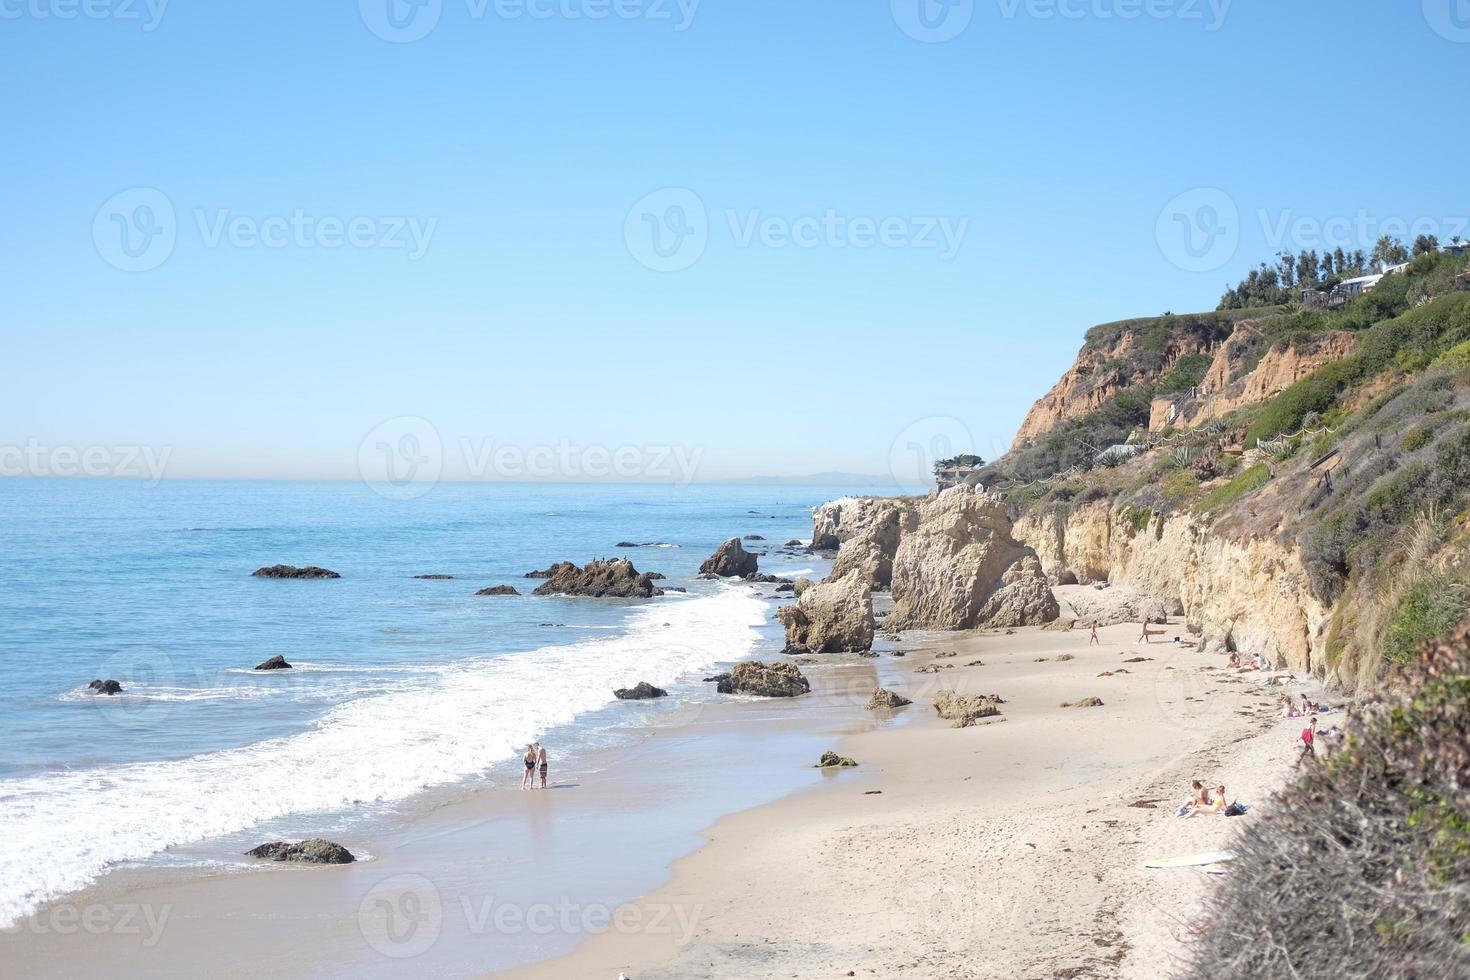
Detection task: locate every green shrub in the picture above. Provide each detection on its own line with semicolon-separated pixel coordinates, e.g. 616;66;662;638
1402;424;1434;453
1383;577;1469;667
1196;463;1270;514
1161;470;1200;505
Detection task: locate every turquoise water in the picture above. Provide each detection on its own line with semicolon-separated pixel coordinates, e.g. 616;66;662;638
0;479;877;926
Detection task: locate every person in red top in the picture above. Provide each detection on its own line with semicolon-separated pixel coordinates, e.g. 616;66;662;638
1299;716;1318;763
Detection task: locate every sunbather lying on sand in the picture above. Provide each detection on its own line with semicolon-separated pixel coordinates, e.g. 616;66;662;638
1189;785;1228;817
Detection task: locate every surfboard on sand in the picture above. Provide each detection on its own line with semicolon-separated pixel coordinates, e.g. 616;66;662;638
1144;850;1237;869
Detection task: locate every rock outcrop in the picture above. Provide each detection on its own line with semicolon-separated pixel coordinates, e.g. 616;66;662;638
933;690;1005;728
88;679;123;695
866;687;912;709
414;574;454;580
252;565;340;579
716;661;810;698
887;486;1058;630
531;559;663;598
699;538;759;578
614;681;668;700
816;751;858;768
829;499;915;589
776;571;875;652
475;585;521;596
254;655;292;671
245;839;355;864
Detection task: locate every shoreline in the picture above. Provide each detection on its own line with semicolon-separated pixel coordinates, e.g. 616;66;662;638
499;619;1307;980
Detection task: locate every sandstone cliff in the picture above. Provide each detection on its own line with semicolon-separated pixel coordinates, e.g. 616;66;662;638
1013;503;1330;679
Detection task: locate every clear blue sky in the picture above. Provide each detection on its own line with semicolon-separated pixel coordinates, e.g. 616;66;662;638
4;1;1467;485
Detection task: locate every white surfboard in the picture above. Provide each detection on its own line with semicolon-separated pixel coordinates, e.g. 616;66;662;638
1144;850;1237;869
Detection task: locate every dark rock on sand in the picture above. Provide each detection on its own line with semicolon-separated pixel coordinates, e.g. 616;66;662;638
1062;696;1104;708
716;661;810;698
245;839;355;864
817;751;858;768
254;655;292;671
88;679;123;695
614;681;668;700
252;565;340;580
475;585;521;596
531;559;663;598
699;538;759;578
866;687;912;709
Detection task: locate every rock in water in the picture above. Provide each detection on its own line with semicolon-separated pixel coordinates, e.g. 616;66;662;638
252;565;341;580
866;687;912;709
88;679;123;695
414;574;454;580
792;578;815;596
817;751;858;768
475;585;521;596
776;571;875;653
743;534;766;541
531;559;664;598
614;681;668;700
254;655;292;671
716;661;810;698
523;564;570;579
888;486;1058;630
933;690;1006;728
245;839;355;864
699;538;759;578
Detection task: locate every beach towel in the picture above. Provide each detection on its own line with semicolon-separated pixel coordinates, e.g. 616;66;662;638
1224;802;1251;817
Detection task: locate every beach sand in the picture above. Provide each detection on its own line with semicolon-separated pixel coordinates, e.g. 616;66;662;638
501;619;1306;980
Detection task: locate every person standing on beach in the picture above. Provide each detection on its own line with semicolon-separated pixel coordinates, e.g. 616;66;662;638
1089;623;1099;646
1299;717;1318;764
537;743;549;789
522;743;537;790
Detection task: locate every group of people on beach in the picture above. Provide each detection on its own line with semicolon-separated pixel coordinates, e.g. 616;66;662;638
1179;780;1244;818
522;741;549;789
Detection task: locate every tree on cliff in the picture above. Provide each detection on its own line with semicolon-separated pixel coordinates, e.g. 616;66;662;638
1372;235;1410;268
1185;622;1470;979
932;454;984;473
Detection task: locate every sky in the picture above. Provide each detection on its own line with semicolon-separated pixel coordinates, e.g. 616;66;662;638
3;0;1468;489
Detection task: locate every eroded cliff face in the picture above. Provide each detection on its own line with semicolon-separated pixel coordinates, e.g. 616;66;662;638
1013;505;1331;678
1188;329;1357;426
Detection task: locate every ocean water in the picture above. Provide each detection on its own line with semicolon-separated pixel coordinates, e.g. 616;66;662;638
0;479;880;928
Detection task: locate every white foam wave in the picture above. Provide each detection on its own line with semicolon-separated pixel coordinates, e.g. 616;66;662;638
0;587;767;928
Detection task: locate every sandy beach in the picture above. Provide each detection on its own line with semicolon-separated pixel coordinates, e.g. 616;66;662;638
502;614;1306;980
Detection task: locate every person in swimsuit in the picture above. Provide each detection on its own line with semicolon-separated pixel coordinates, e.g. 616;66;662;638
522;743;536;789
537;743;549;789
1190;785;1227;817
1089;623;1099;646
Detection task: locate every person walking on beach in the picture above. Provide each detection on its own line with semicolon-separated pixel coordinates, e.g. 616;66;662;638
522;743;537;790
1299;717;1318;764
1089;622;1100;646
536;743;549;789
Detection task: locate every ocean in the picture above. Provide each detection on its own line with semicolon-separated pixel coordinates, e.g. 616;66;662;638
0;479;883;928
